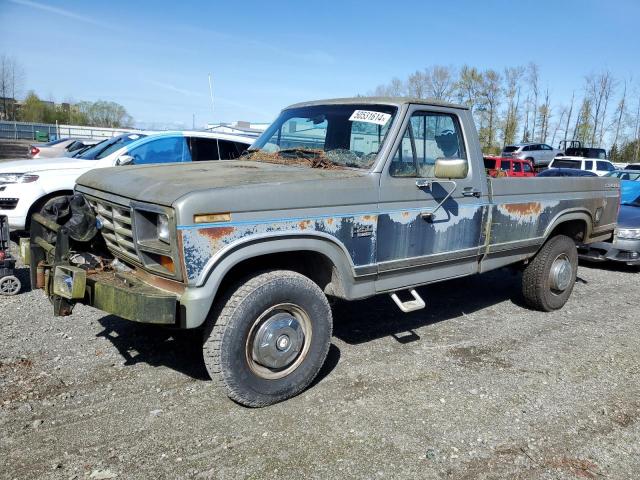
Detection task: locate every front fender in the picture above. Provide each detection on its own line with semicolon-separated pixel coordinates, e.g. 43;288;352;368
178;232;374;329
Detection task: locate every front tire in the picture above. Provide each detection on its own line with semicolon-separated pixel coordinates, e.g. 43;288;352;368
203;270;332;407
522;235;578;311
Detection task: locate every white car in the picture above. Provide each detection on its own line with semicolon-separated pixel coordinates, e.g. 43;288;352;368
548;157;616;176
0;131;253;231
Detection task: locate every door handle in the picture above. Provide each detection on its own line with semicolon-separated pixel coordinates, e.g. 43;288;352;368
462;189;481;198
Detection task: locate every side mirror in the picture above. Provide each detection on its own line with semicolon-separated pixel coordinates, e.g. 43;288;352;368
434;158;468;179
115;154;134;166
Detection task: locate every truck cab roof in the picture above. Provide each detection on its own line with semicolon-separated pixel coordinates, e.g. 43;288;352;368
286;97;468;111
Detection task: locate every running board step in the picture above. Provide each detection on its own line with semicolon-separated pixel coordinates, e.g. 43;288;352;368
390;289;426;313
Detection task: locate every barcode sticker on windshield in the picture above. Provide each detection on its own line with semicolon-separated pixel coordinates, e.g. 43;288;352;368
349;110;391;126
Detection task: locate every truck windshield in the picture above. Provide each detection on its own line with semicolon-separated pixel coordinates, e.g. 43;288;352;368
244;104;397;169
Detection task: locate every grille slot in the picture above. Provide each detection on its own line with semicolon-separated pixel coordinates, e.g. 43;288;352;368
86;196;141;265
0;198;19;210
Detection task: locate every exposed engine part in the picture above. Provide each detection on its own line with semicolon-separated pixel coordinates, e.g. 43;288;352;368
42;194;97;243
69;252;104;271
111;258;133;273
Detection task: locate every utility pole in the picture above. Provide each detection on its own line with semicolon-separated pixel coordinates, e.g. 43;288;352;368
208;73;215;123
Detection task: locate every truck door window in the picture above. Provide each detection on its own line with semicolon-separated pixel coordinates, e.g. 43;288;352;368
129;137;190;164
389;112;466;178
513;162;522;173
500;161;511;171
584;160;593;170
523;162;533;173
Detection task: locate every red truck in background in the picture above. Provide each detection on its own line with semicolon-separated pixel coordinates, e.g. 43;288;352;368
484;156;536;178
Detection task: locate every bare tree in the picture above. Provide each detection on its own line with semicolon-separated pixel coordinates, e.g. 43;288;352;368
536;88;551;143
455;65;482;112
611;80;628;150
634;95;640;162
406;70;427;98
526;63;540;141
372;77;405;97
550;107;566;148
502;66;524;146
585;71;615;146
425;65;456;101
563;91;575;144
477;69;502;150
522;94;531;142
574;97;593;144
0;55;25;120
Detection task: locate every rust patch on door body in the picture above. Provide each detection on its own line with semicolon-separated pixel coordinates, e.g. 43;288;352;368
501;202;542;217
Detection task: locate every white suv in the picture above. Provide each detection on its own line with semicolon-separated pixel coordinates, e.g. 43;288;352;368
501;143;563;167
548;157;616;176
0;131;253;231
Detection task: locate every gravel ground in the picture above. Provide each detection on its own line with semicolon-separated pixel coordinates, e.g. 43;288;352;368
1;239;639;480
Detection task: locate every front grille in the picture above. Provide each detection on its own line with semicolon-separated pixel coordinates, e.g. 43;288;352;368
0;198;18;210
85;196;141;265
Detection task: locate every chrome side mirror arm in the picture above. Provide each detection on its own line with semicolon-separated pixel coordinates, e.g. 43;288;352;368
415;179;458;221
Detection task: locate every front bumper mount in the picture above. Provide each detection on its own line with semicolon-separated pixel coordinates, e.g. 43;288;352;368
29;213;179;324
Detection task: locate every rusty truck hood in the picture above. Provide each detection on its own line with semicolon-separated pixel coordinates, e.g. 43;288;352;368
75;160;364;206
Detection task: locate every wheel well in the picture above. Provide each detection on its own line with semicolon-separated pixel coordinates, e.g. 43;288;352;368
25;190;74;230
548;219;588;243
216;251;340;301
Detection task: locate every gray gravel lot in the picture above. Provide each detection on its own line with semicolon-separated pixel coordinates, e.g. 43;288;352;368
1;239;639;480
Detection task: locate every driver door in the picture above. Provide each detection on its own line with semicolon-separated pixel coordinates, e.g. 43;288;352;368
375;107;488;292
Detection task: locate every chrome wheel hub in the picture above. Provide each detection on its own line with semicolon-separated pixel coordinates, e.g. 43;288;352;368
549;254;572;292
246;303;312;379
252;313;304;370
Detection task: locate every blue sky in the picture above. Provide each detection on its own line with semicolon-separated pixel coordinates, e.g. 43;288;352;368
1;0;639;128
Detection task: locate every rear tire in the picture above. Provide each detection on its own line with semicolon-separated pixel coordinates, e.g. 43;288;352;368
202;270;332;407
522;235;578;312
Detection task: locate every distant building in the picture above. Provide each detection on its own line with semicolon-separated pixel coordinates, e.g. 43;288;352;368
206;120;269;137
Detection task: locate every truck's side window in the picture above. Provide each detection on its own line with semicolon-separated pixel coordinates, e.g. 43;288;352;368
389;112;466;178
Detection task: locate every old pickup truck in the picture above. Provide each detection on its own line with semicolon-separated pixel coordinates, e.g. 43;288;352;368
29;97;619;406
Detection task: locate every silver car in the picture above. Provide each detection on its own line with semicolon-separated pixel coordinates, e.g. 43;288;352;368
29;138;99;159
501;142;562;168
